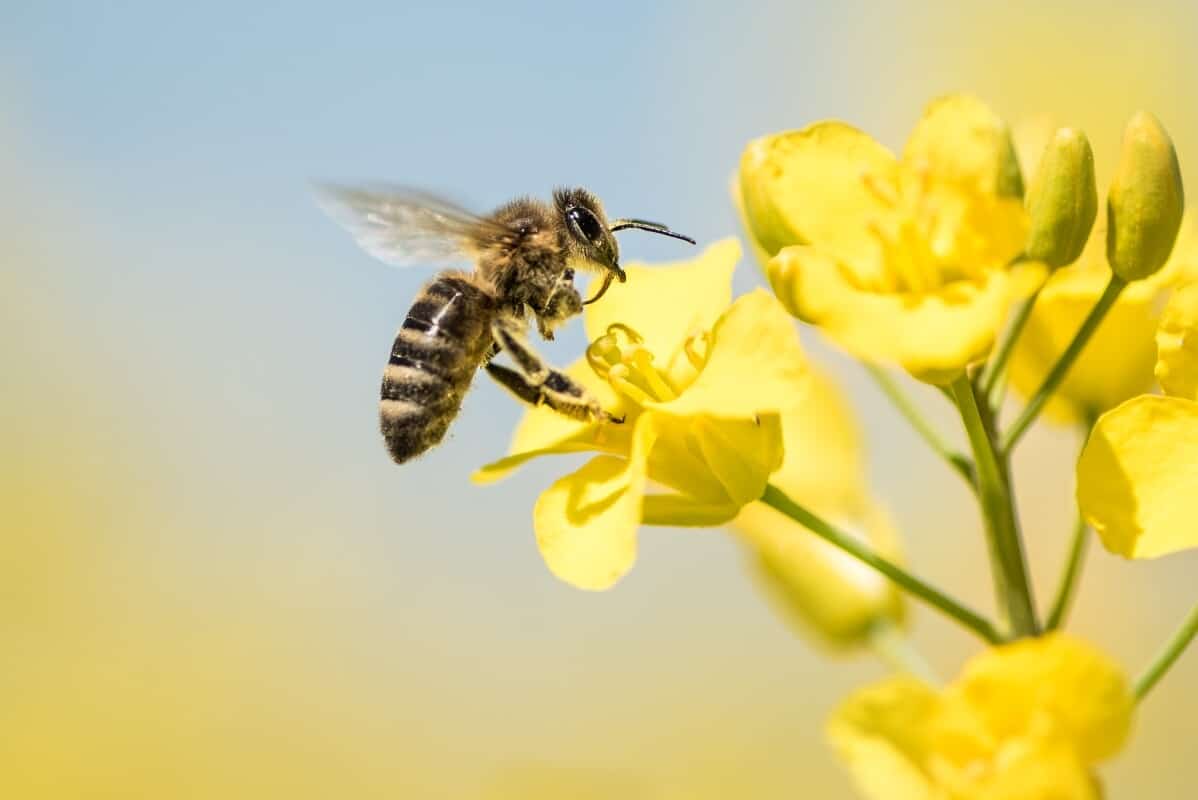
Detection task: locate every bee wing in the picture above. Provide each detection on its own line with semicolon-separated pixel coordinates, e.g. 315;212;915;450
316;183;511;268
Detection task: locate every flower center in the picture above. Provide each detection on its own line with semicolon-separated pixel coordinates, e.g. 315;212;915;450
860;166;961;294
585;324;711;405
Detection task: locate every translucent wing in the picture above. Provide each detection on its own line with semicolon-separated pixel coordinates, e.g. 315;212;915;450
316;183;511;268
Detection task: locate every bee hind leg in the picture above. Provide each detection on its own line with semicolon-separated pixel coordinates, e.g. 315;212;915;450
484;362;623;424
485;319;622;424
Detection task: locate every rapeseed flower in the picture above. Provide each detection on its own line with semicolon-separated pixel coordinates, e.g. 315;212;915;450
829;634;1133;800
475;239;809;589
739;94;1038;384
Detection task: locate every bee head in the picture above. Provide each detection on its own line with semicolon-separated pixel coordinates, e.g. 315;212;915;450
554;187;623;281
555;186;697;305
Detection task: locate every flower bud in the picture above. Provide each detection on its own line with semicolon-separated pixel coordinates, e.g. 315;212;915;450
1107;111;1185;281
1024;128;1097;268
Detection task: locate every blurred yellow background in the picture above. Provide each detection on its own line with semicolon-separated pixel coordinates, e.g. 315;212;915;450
4;1;1198;796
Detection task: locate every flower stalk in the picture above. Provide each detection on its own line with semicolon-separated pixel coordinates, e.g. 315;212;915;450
865;363;974;484
760;483;1002;644
1002;274;1126;452
1134;598;1198;701
1045;513;1091;631
951;375;1039;636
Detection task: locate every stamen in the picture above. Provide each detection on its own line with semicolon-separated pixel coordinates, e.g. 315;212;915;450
605;323;643;344
585;333;619;377
684;331;711;371
630;347;677;401
607;364;655;406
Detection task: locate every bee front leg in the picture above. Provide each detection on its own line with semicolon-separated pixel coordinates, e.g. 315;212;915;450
487;318;623;424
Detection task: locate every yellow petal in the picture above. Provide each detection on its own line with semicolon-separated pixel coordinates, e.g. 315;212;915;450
929;733;1100;800
739;122;898;276
769;361;865;507
730;173;777;271
532;416;659;590
642;413;784;511
1009;270;1159;423
1155;214;1198;288
1078;395;1198;558
655;289;808;418
641;493;740;526
826;676;941;800
770;244;1041;384
1156;281;1198;400
902;93;1024;197
583;237;738;372
692;413;784;506
950;633;1134;764
736;500;905;649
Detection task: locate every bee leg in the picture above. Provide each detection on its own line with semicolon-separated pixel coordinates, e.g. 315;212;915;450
486;318;621;423
485;363;622;424
481;341;501;367
490;316;550;382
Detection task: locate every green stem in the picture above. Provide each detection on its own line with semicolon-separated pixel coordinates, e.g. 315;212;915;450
980;285;1043;404
865;363;975;485
868;621;939;684
950;376;1039;636
760;483;1002;644
1044;514;1090;631
1002;275;1126;453
1134;599;1198;701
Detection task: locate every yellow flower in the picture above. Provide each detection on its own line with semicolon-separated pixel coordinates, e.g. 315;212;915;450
1077;281;1198;558
739;93;1040;384
828;634;1134;800
732;364;906;649
474;238;809;590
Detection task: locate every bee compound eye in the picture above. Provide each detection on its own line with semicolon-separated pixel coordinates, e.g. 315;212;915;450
568;207;604;243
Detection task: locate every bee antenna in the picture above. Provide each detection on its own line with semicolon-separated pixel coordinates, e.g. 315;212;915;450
609;218;697;245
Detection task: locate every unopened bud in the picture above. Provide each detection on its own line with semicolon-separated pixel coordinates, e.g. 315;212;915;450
1025;128;1097;268
1107;111;1185;281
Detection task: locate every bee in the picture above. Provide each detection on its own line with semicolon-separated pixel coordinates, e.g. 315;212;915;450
318;185;694;464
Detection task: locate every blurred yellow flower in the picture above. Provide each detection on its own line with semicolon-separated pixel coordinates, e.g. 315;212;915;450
1078;281;1198;559
829;634;1133;800
739;93;1039;384
474;239;808;590
732;364;906;649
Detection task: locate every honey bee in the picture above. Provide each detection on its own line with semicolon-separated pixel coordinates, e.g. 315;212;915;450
318;185;694;464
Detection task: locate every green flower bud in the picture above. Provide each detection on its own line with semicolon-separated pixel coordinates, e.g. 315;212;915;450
1025;128;1097;268
1107;111;1185;282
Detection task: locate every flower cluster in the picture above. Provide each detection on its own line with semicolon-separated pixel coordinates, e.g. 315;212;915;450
476;92;1197;795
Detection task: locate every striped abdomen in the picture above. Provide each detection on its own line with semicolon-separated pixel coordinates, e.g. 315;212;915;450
380;273;496;464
